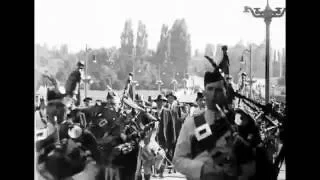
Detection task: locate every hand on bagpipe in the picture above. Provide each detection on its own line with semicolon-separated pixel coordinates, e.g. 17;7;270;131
204;55;286;128
204;56;266;164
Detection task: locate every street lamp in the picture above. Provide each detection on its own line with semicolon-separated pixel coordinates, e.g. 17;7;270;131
107;76;113;89
156;64;164;93
243;0;285;104
272;84;276;98
182;78;188;90
156;80;164;92
84;45;96;98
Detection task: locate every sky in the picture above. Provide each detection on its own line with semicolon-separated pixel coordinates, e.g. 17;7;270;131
35;0;286;53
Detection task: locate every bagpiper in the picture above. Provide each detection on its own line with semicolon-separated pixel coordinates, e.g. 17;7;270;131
173;70;257;180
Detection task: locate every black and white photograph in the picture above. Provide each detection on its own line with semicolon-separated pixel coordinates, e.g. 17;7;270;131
35;0;286;180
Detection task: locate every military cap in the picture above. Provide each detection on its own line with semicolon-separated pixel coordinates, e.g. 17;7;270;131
222;45;228;51
204;70;224;87
196;92;204;102
166;91;177;100
83;97;92;102
241;72;247;77
77;61;85;69
154;94;167;102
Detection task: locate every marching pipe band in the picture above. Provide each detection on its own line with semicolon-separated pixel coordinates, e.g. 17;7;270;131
35;54;286;180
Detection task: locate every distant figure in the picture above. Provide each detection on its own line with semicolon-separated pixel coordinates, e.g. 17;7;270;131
83;97;92;107
190;92;206;117
219;45;230;76
65;61;85;106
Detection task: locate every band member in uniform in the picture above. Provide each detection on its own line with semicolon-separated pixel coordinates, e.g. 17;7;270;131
65;61;84;106
154;94;169;178
173;70;241;180
36;90;96;180
95;92;124;180
165;91;179;166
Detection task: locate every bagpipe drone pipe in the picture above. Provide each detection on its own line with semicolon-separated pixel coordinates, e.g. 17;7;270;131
204;55;285;180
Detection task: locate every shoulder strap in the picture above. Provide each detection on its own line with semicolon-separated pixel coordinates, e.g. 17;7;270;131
191;113;231;158
193;112;206;128
39;111;48;126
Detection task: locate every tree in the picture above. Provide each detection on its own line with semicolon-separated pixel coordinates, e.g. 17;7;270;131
194;49;200;57
90;82;101;90
60;44;68;57
120;20;135;55
169;19;191;74
204;44;215;57
155;24;170;65
99;80;107;91
56;70;67;83
226;42;246;82
119;19;135;80
39;56;48;67
136;21;148;58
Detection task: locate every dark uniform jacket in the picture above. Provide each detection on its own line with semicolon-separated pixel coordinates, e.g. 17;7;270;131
65;69;81;97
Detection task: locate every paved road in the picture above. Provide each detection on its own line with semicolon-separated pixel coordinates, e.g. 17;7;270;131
36;162;285;180
150;163;286;180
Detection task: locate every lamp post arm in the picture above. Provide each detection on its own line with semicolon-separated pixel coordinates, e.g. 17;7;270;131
244;6;264;18
273;8;286;18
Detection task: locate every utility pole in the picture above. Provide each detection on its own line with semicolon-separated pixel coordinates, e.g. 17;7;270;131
84;44;88;99
156;65;163;93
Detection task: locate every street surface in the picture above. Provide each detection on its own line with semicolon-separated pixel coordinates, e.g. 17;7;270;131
36;161;285;180
150;162;286;180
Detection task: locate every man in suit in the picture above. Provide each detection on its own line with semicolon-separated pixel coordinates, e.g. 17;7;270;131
154;94;170;178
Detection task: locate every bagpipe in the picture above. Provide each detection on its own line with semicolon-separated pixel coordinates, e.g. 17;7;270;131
36;72;102;180
204;55;286;179
115;110;159;155
96;73;159;156
36;116;97;180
